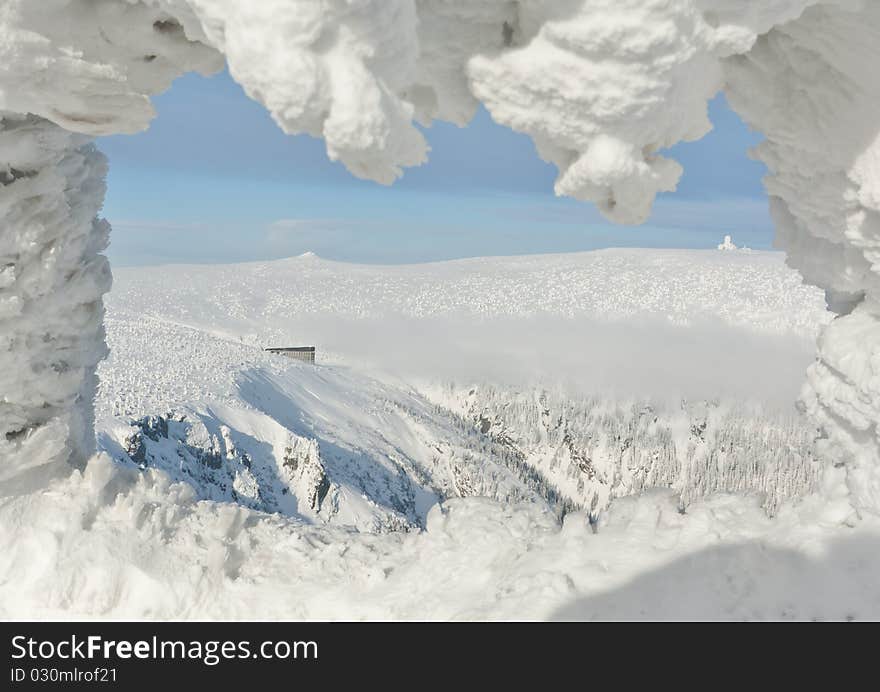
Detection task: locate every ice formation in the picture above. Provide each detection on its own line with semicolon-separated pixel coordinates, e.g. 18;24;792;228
1;1;880;516
0;116;110;487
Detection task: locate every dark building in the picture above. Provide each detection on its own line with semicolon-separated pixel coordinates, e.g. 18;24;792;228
265;346;316;364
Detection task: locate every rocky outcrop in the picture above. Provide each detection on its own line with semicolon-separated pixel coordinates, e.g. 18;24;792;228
118;413;334;520
279;435;330;512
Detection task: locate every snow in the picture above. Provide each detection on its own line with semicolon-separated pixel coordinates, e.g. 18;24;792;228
95;315;542;533
92;250;830;525
107;248;828;340
2;456;878;620
2;0;880;617
94;250;828;522
4;249;874;620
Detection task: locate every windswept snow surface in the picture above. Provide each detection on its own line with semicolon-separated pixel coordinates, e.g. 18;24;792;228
6;248;879;620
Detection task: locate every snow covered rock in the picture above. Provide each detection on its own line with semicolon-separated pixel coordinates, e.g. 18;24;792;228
114;412;334;520
278;434;331;513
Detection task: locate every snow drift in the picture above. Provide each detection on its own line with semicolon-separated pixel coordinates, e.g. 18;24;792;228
2;1;880;517
5;454;879;620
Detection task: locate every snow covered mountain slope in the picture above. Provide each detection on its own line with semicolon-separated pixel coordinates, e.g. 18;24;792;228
96;314;546;532
426;384;819;517
108;248;825;340
106;248;827;406
92;248;828;532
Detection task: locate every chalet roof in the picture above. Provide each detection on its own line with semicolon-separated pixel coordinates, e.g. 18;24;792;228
265;346;315;352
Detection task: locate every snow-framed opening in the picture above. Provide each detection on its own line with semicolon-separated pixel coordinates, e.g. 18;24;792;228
2;1;880;521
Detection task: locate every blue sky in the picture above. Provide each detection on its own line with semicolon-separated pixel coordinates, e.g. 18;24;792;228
99;68;772;266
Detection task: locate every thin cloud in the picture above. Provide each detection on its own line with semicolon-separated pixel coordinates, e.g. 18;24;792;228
112;219;211;233
265;218;354;247
266;218;350;233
